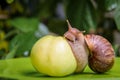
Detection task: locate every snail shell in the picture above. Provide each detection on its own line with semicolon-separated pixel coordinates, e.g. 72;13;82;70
85;34;115;73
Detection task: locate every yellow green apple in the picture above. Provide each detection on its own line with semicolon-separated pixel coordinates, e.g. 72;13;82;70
30;35;77;76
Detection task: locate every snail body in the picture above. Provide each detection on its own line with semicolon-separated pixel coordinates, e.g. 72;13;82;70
64;20;89;73
85;34;115;73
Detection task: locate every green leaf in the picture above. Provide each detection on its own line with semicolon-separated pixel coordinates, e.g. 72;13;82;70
5;46;18;59
65;0;87;30
9;17;39;33
65;0;97;32
114;0;120;31
104;0;117;11
6;0;14;4
84;3;97;32
0;58;120;79
9;32;38;57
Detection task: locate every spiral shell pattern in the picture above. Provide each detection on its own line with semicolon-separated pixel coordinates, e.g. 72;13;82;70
85;34;115;73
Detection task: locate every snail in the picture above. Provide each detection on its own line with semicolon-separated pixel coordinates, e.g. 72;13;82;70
64;20;115;73
85;34;115;73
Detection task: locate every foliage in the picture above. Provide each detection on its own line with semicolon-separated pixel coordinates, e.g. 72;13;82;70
0;0;120;59
65;0;118;32
114;0;120;30
9;17;39;33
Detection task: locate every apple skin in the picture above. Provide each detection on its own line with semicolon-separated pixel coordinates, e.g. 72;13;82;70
30;35;77;76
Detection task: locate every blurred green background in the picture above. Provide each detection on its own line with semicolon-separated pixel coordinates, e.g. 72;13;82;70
0;0;120;59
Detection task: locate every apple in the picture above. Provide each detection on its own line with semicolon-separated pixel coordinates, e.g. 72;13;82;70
30;35;77;76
